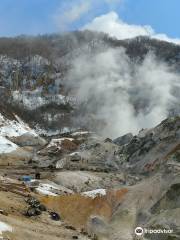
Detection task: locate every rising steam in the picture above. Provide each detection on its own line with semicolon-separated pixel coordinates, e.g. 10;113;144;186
66;47;179;138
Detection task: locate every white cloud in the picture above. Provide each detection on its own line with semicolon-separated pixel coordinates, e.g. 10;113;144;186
83;11;180;44
54;1;91;30
53;0;124;31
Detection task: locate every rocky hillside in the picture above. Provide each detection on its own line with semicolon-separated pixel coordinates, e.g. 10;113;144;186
0;31;180;136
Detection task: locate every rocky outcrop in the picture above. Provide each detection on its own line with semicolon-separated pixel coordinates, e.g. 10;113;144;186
113;133;133;146
11;132;47;147
118;117;180;174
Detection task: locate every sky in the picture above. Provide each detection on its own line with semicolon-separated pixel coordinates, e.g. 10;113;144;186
0;0;180;43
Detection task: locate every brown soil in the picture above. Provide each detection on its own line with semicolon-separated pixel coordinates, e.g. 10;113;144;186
61;139;78;151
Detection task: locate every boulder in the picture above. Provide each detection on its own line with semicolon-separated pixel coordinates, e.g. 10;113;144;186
11;132;47;147
25;207;42;217
69;152;82;162
56;158;67;169
113;133;133;146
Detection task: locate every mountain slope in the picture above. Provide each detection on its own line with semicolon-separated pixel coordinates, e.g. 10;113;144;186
0;31;180;137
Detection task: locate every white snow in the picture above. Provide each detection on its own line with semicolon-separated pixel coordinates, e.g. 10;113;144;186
0;112;37;154
35;181;73;196
0;221;12;234
35;126;72;137
0;113;36;138
12;90;74;110
81;189;106;198
47;138;74;149
69;152;81;156
36;183;58;196
71;131;89;136
0;136;18;154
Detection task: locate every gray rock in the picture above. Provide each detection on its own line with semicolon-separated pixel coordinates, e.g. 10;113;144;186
113;133;133;146
11;132;47;147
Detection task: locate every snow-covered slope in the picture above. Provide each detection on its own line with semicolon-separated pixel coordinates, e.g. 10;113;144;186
0;136;18;154
0;112;36;154
12;90;75;111
0;113;36;137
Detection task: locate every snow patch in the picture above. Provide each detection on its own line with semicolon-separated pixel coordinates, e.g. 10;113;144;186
69;152;81;156
0;221;12;235
81;189;106;198
0;112;37;154
71;131;89;136
0;113;36;138
35;181;73;196
35;126;71;137
0;136;18;154
12;90;74;110
47;138;74;149
36;183;58;196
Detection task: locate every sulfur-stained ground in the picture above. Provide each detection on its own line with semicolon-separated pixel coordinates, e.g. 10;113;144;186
0;191;91;240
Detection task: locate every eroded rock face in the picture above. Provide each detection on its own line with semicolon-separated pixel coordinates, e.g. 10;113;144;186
118;117;180;174
40;188;128;229
40;173;180;240
151;183;180;214
11;132;47;147
46;117;180;176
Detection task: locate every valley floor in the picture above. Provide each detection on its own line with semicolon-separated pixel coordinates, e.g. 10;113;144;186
0;115;179;240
